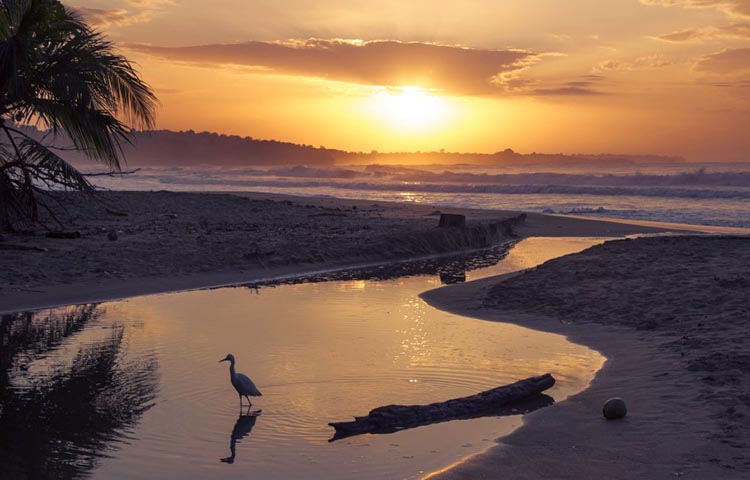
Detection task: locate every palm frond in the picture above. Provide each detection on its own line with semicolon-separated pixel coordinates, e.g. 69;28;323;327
2;0;156;167
18;136;93;192
25;97;129;170
0;0;157;230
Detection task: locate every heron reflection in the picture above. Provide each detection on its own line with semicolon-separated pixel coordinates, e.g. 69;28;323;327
221;410;261;464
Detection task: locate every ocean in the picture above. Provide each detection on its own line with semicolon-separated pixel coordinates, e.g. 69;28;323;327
90;162;750;228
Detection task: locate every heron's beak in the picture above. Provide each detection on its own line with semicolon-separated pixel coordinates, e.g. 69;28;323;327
219;358;228;363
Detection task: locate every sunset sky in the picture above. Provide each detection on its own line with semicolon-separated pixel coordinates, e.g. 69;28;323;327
69;0;749;161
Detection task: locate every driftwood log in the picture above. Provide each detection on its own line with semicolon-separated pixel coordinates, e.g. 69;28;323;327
329;373;555;441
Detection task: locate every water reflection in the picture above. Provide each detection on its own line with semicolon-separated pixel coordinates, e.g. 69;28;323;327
0;237;607;480
221;411;261;464
242;241;515;289
0;305;158;480
439;270;466;285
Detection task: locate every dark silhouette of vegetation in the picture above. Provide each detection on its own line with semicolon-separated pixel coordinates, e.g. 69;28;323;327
0;305;159;479
0;0;156;231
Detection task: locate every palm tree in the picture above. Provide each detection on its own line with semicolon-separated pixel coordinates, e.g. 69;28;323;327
0;0;156;231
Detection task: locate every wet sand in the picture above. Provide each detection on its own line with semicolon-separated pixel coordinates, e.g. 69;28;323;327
0;191;664;313
422;235;750;479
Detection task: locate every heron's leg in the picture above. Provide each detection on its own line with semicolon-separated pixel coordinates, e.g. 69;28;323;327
239;394;243;411
245;395;252;407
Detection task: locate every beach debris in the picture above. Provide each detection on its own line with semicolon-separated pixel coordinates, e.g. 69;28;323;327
438;213;466;228
46;231;81;239
163;213;178;219
0;243;48;252
329;373;555;441
309;212;348;218
439;271;466;284
602;397;627;419
105;207;129;217
107;230;118;241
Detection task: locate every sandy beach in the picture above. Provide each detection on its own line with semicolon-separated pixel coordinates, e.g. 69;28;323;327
422;235;750;479
0;191;667;313
4;190;749;479
0;191;521;312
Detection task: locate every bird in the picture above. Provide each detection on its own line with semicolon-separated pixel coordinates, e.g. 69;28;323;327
219;353;262;410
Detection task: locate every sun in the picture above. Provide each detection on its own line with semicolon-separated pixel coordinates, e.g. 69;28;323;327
369;86;450;131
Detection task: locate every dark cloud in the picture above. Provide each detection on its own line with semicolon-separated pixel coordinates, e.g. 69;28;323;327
565;81;597;87
641;0;750;18
128;39;541;95
657;23;750;41
531;84;606;96
694;47;750;73
580;74;608;81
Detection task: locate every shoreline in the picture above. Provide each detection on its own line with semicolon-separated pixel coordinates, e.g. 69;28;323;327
3;190;749;478
0;241;517;314
421;235;750;479
0;191;680;314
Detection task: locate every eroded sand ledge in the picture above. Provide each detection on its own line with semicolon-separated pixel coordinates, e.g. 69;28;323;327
421;235;750;479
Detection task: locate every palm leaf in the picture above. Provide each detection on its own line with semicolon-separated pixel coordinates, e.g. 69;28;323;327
18;136;93;191
0;0;157;229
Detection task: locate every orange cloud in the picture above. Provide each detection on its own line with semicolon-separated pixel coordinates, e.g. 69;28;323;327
596;54;673;72
75;7;145;27
657;23;750;41
128;39;544;96
694;47;750;73
73;1;173;28
641;0;750;18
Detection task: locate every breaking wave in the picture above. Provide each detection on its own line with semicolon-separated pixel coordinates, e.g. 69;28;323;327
90;163;750;228
153;175;750;200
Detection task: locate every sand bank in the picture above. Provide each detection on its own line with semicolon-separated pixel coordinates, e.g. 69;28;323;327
422;235;750;479
0;191;667;314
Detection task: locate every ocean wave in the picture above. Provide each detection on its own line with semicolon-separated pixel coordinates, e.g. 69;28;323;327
135;165;750;188
389;168;750;187
154;175;750;199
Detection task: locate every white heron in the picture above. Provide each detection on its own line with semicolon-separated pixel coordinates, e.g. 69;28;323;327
219;354;262;409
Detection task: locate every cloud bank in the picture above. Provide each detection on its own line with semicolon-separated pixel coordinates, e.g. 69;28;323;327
128;39;547;95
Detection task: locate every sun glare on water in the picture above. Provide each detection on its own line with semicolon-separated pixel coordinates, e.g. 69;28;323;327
370;86;451;131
